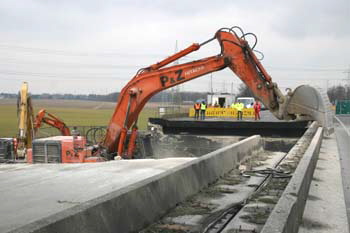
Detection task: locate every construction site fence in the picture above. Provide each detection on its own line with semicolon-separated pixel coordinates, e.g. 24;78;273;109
189;107;255;118
156;106;188;118
336;100;350;115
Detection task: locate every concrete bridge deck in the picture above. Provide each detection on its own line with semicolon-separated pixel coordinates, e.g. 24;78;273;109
0;116;349;233
0;158;195;232
0;135;262;233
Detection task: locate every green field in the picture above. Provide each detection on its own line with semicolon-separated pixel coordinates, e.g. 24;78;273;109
0;99;158;137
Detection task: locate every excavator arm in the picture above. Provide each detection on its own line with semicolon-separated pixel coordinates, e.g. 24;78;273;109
102;26;333;158
103;55;228;156
34;109;71;136
16;82;35;158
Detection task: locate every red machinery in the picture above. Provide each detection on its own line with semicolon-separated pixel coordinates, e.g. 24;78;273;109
27;136;104;163
101;27;296;159
34;109;71;136
28;110;102;163
30;26;332;163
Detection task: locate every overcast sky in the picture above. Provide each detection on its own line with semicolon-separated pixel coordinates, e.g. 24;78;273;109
0;0;349;94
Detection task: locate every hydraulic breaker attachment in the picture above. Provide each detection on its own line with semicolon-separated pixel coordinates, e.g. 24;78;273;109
286;85;334;135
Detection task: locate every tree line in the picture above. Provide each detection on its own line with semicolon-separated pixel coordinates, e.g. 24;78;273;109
327;85;350;104
236;83;350;104
1;84;348;104
0;91;207;103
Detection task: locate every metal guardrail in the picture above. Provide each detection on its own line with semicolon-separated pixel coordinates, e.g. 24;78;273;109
336;100;350;114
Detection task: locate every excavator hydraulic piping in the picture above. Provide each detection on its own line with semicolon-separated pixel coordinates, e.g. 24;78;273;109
126;125;138;158
247;48;272;83
117;93;133;157
199;36;216;47
149;43;200;71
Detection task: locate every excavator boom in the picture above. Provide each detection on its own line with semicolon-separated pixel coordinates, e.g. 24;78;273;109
16;82;35;157
102;26;333;158
103;55;227;155
34;109;71;136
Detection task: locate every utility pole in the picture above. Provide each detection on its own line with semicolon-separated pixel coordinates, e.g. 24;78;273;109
222;81;226;93
210;74;214;105
343;65;350;88
167;40;181;106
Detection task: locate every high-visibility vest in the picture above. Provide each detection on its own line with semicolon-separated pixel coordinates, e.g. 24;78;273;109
194;103;201;110
201;103;206;110
236;103;244;111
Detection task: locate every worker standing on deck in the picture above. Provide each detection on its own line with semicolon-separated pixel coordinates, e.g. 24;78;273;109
253;100;261;120
194;102;201;120
235;100;244;120
231;101;237;119
200;101;207;120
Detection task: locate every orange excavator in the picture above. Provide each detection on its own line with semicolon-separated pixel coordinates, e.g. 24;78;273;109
34;109;71;136
29;26;333;163
101;26;333;159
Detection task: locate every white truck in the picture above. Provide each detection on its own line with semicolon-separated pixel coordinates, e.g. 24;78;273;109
236;97;255;108
236;97;267;109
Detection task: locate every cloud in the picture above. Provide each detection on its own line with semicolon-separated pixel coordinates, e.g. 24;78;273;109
0;0;348;94
271;0;350;38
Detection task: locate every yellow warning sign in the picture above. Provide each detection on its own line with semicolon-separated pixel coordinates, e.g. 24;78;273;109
189;108;254;118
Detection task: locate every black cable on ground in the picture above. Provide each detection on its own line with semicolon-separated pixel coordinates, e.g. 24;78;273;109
242;168;292;179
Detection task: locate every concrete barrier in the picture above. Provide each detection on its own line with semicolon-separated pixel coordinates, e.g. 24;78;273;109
11;135;263;233
261;127;323;233
335;115;350;137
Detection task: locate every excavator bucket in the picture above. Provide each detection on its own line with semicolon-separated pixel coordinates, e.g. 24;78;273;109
286;85;334;135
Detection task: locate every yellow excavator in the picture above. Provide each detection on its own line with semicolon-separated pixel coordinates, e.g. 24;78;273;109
16;82;35;158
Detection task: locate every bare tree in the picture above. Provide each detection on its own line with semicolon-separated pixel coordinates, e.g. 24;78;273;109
327;85;349;104
236;83;254;97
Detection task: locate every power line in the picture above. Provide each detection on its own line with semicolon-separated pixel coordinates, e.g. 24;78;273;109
0;43;198;60
343;65;350;87
0;58;346;73
0;72;131;81
266;66;347;72
0;44;168;57
0;43;347;73
0;58;140;69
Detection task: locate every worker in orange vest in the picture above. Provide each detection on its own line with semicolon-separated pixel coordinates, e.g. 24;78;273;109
194;102;201;120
